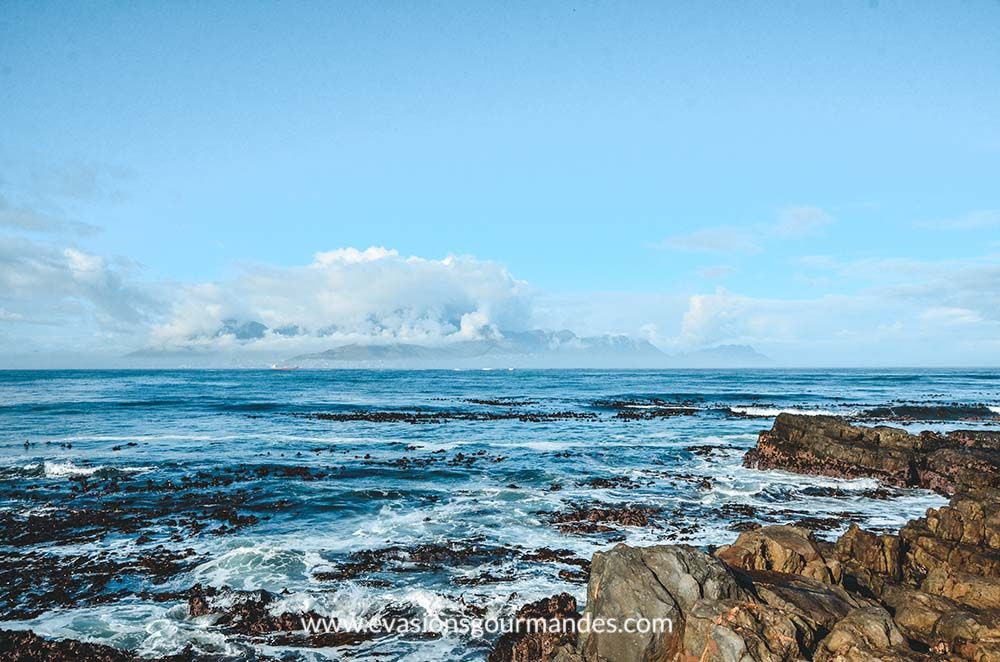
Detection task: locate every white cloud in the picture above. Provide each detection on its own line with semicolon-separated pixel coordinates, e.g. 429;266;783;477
0;235;156;340
148;247;531;350
669;254;1000;365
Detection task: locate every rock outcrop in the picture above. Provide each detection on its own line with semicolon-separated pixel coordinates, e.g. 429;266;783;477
492;415;1000;662
578;544;748;662
743;413;1000;495
716;525;842;584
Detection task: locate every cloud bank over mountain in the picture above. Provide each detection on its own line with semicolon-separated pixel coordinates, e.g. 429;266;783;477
148;247;532;354
1;218;999;367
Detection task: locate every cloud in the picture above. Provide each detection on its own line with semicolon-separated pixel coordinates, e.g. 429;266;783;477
917;210;1000;230
0;235;155;332
773;206;834;238
671;255;1000;365
658;205;833;254
0;194;100;235
659;227;762;254
148;247;532;350
699;265;735;280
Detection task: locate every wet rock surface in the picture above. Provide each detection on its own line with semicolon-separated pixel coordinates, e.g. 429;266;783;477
0;628;247;662
8;400;998;660
744;413;1000;495
299;410;600;424
493;415;1000;662
487;593;580;662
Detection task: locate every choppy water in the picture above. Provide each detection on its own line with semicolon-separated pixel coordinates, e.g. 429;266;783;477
1;369;998;660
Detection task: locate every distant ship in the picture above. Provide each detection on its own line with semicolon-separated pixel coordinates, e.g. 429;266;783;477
270;364;299;371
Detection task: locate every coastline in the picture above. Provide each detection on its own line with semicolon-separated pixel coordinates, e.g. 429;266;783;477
6;412;1000;660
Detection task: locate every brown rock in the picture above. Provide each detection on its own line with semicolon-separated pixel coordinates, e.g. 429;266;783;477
743;415;932;488
488;593;580;662
744;414;1000;496
680;598;815;661
813;606;926;662
744;570;868;633
834;525;903;599
0;629;135;662
716;525;842;584
882;586;1000;660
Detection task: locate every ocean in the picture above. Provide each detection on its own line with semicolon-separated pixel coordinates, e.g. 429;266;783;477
2;368;998;660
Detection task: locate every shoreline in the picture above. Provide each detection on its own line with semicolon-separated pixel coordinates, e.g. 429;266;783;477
6;413;1000;660
488;413;1000;661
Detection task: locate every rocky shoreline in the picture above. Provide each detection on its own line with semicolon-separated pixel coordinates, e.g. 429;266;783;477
7;413;1000;661
489;414;1000;661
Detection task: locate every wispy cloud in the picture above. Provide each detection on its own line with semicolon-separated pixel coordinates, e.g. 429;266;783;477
773;206;834;238
658;227;762;254
658;205;834;255
0;194;100;236
917;210;1000;230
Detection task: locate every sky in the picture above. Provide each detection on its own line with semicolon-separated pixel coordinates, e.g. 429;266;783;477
1;1;999;367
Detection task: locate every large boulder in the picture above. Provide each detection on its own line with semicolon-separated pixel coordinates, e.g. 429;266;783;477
813;606;924;662
681;598;815;661
577;544;748;662
743;570;867;631
882;586;1000;660
716;526;841;584
833;525;903;599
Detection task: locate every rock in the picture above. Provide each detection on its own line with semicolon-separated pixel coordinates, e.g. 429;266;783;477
834;525;903;599
813;606;924;662
835;525;902;580
487;593;580;662
716;525;842;584
743;570;868;633
922;565;1000;610
681;598;816;661
546;505;661;535
744;414;1000;496
900;491;1000;588
578;544;748;662
743;414;933;488
923;448;1000;496
882;586;1000;660
0;629;135;662
0;628;216;662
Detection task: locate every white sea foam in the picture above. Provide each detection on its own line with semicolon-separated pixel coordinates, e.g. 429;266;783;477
21;460;153;478
2;602;243;659
990;406;1000;415
191;544;328;591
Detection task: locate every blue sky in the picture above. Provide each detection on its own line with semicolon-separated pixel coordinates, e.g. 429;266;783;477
1;2;999;366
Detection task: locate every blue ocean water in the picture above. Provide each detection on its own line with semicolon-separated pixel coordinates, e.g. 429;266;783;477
1;369;998;660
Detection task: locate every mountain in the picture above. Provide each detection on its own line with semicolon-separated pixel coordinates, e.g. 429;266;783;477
291;330;665;367
290;333;770;369
666;344;773;368
125;321;771;368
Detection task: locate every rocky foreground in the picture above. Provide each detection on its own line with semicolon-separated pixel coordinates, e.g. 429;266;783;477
7;413;1000;661
490;414;1000;662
